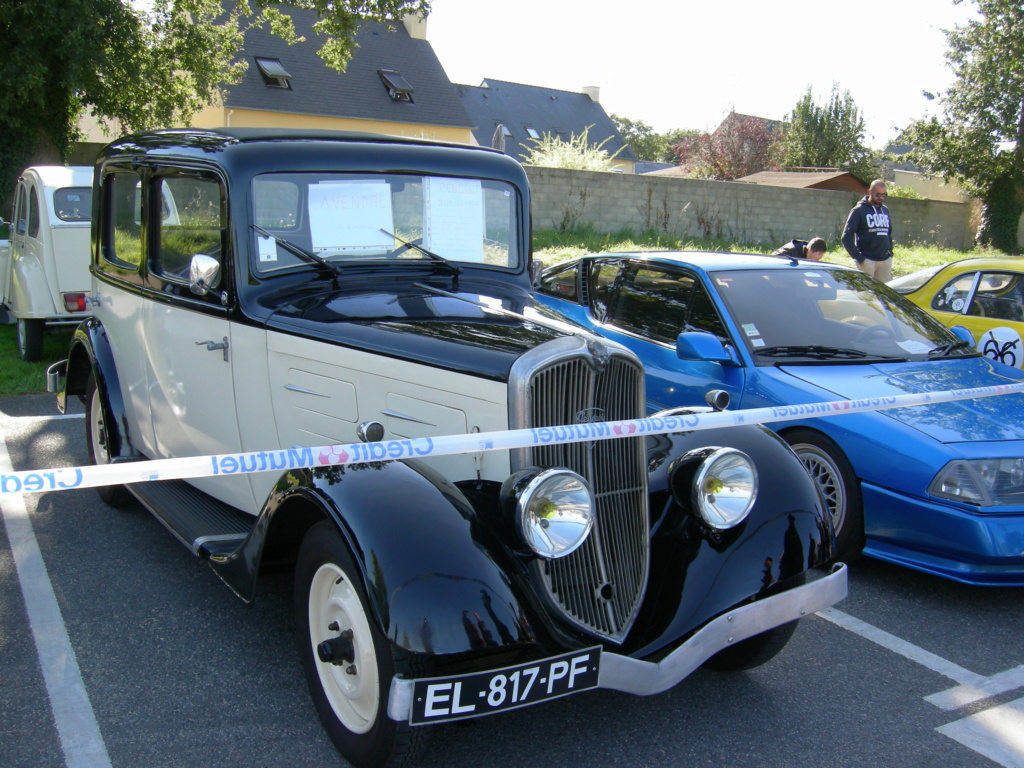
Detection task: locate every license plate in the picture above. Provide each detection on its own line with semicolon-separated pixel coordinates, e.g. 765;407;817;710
408;647;601;725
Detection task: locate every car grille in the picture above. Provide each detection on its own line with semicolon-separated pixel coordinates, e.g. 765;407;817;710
509;336;648;644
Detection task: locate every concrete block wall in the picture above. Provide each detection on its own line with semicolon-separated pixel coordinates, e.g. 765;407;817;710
524;167;974;251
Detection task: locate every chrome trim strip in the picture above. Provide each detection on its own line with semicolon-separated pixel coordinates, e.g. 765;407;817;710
387;564;847;722
283;384;328;397
380;409;436;426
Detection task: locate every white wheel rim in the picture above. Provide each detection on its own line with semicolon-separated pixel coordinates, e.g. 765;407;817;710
794;444;848;535
89;392;110;464
308;562;380;735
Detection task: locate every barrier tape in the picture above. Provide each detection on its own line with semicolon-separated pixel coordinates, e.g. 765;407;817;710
3;382;1024;497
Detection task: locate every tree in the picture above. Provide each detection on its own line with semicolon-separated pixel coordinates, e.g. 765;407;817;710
904;0;1024;253
672;113;782;180
780;85;878;181
520;126;623;171
0;0;428;209
610;115;667;162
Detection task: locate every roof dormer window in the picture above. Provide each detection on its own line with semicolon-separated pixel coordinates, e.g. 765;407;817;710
255;57;292;89
378;69;414;102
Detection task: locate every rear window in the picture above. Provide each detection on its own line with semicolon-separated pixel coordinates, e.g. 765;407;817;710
54;187;92;221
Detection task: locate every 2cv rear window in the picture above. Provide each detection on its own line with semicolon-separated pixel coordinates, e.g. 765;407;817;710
250;172;520;274
54;187;92;221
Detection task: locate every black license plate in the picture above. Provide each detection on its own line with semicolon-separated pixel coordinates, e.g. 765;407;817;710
409;647;601;725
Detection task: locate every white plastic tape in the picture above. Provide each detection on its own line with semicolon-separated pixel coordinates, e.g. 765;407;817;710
3;382;1024;496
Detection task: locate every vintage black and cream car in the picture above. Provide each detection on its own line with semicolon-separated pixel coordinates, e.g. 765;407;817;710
50;129;846;768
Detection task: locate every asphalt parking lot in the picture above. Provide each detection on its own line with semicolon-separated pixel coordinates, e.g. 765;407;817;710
1;393;1022;768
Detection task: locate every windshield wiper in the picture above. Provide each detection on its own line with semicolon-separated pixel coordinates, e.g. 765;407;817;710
381;229;462;288
753;345;906;362
754;345;871;359
927;339;975;359
252;224;341;281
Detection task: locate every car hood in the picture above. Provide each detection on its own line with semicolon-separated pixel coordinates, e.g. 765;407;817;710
777;357;1024;444
261;279;587;382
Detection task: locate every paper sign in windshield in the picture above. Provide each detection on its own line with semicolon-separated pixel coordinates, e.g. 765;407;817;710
424;178;485;262
309;181;393;254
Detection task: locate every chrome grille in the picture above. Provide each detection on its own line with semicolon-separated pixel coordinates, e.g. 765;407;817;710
509;336;648;644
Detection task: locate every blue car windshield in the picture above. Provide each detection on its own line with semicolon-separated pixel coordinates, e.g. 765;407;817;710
249;172;520;275
710;267;971;362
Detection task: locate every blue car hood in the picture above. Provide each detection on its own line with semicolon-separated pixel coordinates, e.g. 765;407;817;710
777;357;1024;444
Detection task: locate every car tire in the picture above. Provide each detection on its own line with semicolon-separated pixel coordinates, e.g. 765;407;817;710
295;520;429;768
783;428;864;563
16;318;43;362
85;375;132;508
704;619;799;672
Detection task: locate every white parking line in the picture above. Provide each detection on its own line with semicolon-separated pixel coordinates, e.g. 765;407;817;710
0;424;112;768
937;697;1024;768
818;608;989;687
820;608;1024;768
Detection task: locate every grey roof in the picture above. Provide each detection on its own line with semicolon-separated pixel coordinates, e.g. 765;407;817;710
223;8;473;129
456;79;636;164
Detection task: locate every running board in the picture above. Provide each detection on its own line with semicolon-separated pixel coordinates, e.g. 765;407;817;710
128;479;254;559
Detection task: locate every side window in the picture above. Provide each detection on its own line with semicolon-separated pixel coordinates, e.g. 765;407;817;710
615;266;695;345
153;174;224;284
101;171;144;270
14;184;27;236
972;272;1024;321
588;260;623;323
536;262;579;302
27;184;40;239
686;282;730;339
932;273;976;314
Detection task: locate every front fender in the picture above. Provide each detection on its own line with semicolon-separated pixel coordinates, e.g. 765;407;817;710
212;459;534;657
629;424;833;657
61;318;133;458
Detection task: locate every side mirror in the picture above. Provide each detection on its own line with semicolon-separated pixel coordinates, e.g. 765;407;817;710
950;325;975;345
189;253;221;297
676;331;740;366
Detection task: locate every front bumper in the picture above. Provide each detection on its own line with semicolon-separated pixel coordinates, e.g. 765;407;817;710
387;563;847;720
862;483;1024;586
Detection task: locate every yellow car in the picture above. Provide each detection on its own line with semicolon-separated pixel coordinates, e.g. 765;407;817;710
889;257;1024;369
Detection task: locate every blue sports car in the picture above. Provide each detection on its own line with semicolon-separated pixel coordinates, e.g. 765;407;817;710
536;251;1024;586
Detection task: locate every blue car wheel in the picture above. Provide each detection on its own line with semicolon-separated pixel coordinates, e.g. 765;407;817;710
784;429;864;562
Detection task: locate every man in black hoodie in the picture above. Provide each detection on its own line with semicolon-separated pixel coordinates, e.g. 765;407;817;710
842;179;893;281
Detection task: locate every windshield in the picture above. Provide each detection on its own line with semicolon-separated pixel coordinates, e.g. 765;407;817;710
250;172;520;274
710;267;973;362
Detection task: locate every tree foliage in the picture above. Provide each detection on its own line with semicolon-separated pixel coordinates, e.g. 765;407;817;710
519;126;623;171
610;115;693;164
0;0;428;209
780;84;877;181
672;113;782;180
905;0;1024;253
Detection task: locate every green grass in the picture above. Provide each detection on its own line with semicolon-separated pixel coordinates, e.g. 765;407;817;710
0;323;75;397
0;228;987;398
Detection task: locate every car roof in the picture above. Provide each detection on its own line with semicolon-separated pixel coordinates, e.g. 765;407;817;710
22;166;93;188
932;257;1024;273
573;250;858;273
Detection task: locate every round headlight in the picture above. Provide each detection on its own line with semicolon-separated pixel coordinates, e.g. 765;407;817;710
693;448;758;529
515;469;594;558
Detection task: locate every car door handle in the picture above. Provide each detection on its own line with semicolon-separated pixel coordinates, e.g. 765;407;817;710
196;336;229;362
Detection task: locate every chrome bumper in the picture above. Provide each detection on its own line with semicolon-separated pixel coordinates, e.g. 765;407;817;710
388;563;847;720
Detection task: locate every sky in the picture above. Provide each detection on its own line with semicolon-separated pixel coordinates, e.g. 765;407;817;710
424;0;979;150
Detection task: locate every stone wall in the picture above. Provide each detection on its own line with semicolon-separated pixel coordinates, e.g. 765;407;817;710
524;167;974;251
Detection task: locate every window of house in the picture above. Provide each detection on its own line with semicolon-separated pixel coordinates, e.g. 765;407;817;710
525;127;541;140
255;57;292;89
378;70;414;102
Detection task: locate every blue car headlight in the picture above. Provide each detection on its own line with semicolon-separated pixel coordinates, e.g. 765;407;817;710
929;458;1024;506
